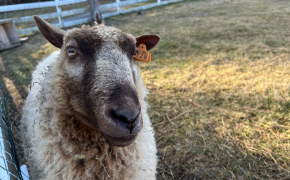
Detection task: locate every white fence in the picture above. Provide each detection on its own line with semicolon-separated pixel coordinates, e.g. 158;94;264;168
0;0;183;35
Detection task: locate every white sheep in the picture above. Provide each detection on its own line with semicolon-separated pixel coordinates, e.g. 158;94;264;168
20;16;160;180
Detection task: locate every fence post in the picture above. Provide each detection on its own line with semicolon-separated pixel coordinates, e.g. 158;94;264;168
89;0;103;25
55;0;64;27
116;0;120;13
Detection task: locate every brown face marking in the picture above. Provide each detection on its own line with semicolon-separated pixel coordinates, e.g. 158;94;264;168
64;28;102;62
56;25;143;146
116;33;138;86
118;33;137;59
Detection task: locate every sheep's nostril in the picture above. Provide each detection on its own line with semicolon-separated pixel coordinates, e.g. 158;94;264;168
128;123;135;134
111;108;140;133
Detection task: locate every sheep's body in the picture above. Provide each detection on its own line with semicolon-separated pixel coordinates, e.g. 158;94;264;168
21;51;157;179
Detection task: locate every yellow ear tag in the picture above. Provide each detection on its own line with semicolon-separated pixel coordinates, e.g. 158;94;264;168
134;43;151;63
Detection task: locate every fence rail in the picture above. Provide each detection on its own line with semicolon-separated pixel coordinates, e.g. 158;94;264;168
0;0;88;12
13;7;88;23
1;0;183;36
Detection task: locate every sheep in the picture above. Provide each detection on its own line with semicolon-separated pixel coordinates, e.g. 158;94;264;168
20;16;160;180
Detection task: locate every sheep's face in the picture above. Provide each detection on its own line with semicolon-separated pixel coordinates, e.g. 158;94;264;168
34;16;160;147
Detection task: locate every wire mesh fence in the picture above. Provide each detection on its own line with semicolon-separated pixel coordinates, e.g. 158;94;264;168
0;82;24;180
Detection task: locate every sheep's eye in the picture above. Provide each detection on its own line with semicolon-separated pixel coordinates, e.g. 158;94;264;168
67;48;77;56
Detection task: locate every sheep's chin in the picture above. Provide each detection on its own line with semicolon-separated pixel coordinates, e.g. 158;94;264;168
103;134;137;147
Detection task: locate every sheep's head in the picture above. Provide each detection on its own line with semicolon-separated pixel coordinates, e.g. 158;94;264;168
34;16;160;147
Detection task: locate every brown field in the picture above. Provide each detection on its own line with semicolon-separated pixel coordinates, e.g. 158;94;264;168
2;0;290;179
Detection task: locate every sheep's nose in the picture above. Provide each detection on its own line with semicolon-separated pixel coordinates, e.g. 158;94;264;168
112;107;140;133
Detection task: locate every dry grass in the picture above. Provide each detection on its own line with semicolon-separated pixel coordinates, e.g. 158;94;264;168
2;0;290;179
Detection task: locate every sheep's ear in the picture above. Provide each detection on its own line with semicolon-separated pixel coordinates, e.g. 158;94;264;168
135;35;160;51
33;16;65;48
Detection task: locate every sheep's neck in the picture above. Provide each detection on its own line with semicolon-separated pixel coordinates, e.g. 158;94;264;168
54;110;137;180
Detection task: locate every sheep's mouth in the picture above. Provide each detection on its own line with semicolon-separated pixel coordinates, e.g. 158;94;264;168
103;134;137;147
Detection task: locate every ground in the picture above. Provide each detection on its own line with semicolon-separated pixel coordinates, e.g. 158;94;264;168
2;0;290;179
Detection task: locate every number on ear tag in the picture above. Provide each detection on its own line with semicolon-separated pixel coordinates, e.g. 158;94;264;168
134;43;151;63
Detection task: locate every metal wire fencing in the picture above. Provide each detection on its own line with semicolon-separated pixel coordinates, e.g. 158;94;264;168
0;82;24;180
